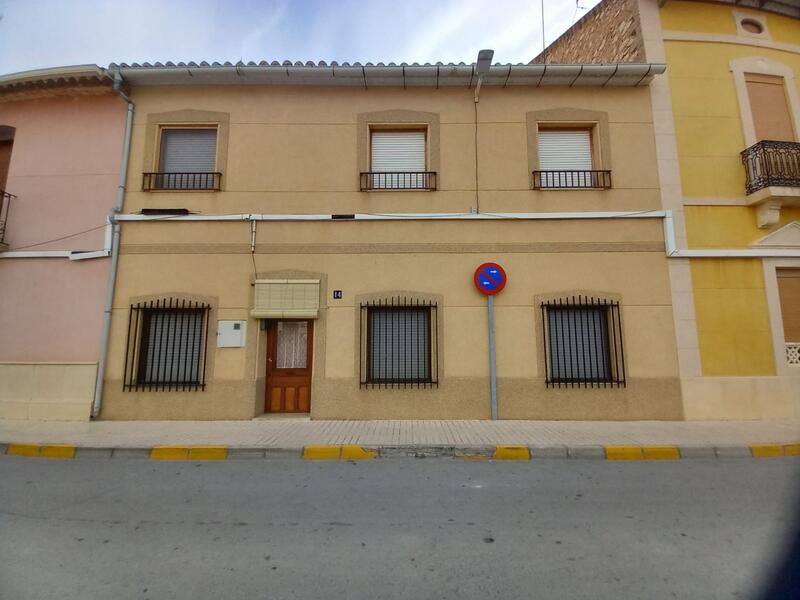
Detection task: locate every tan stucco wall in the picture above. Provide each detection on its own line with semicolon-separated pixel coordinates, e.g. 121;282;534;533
0;363;95;421
102;219;682;421
124;85;661;216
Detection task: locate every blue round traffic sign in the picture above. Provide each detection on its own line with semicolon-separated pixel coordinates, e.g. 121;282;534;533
474;262;507;295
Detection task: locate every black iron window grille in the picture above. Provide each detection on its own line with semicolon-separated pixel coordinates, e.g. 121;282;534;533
741;140;800;195
532;170;612;189
142;172;222;191
0;190;15;246
540;295;626;388
360;172;437;191
123;298;211;392
360;297;438;388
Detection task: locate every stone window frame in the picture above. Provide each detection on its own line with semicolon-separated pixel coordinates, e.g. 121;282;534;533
533;290;625;388
526;108;612;190
354;290;444;389
122;292;219;392
142;109;230;192
730;57;800;148
357;109;440;190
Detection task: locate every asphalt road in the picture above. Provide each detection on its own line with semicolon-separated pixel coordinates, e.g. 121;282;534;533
1;456;798;600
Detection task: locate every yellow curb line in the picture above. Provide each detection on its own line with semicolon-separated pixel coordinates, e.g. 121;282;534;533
149;447;228;460
7;443;42;457
642;446;680;460
785;444;800;456
493;446;530;460
189;447;227;460
605;446;643;460
341;445;377;460
303;445;342;460
40;445;76;459
150;447;191;460
751;444;785;458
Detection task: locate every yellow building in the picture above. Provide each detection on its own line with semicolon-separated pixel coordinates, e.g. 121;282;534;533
92;59;686;420
537;0;800;419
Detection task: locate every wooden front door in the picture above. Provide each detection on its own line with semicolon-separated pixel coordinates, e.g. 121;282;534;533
265;320;313;413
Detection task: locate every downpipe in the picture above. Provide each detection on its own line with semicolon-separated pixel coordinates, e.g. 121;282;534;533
92;75;134;418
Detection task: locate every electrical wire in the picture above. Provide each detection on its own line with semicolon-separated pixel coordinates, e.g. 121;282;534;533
7;223;110;251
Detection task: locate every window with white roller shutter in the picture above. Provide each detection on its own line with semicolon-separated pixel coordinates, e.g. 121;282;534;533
537;129;594;188
370;130;427;189
157;127;218;189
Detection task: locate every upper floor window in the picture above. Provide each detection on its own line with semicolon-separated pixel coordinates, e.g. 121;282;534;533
533;128;611;189
144;127;221;191
745;74;795;143
361;128;435;190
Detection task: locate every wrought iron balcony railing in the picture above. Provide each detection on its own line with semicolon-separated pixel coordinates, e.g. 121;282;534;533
360;171;437;191
532;170;612;190
741;140;800;195
0;190;16;246
142;172;222;191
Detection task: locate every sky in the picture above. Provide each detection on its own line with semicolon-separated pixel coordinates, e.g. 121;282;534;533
0;0;602;75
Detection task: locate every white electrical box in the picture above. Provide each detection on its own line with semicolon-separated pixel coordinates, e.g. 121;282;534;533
217;320;247;348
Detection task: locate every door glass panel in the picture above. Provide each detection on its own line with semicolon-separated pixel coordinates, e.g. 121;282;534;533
276;321;308;369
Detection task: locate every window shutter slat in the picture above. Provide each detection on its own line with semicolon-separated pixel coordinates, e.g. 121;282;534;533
371;131;426;172
537;130;593;170
159;128;217;173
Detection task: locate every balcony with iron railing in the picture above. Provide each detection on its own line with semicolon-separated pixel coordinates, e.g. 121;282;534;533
360;171;437;191
142;172;222;191
0;190;15;251
531;170;612;190
740;140;800;227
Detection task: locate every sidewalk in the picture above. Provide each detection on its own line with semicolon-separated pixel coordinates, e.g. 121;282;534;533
1;418;798;449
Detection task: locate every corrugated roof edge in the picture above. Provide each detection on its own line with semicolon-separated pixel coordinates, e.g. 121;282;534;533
106;62;666;88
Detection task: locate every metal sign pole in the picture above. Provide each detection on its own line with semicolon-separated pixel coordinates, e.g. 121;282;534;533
488;294;498;420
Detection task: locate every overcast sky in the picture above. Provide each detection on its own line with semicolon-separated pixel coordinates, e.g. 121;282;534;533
0;0;602;75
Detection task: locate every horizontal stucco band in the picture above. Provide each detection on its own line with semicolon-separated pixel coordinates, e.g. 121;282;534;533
98;376;683;421
120;242;666;255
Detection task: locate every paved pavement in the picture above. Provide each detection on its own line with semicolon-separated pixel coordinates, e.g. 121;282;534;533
1;454;798;600
1;418;798;448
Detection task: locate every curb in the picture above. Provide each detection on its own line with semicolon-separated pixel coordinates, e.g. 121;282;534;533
3;442;800;461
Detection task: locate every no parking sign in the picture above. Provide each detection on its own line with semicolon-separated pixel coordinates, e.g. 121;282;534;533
473;262;507;296
473;262;507;420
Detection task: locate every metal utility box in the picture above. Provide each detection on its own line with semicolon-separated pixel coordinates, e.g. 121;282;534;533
217;320;247;348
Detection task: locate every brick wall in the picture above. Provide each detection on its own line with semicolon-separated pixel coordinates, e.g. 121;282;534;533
531;0;645;64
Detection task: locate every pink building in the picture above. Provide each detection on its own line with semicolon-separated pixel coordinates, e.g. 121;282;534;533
0;66;127;420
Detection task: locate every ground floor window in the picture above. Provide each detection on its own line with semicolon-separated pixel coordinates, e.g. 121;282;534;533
360;298;438;388
124;298;211;391
540;295;626;388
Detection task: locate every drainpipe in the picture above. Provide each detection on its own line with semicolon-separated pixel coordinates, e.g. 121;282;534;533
91;73;134;418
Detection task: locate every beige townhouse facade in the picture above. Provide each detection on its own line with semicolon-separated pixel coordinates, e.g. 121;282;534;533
96;60;684;421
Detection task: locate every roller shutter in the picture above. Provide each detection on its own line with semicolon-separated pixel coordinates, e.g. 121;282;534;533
159;128;217;173
251;280;321;319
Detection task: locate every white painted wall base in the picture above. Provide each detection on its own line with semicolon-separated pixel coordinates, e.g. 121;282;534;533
0;363;96;421
682;376;800;421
